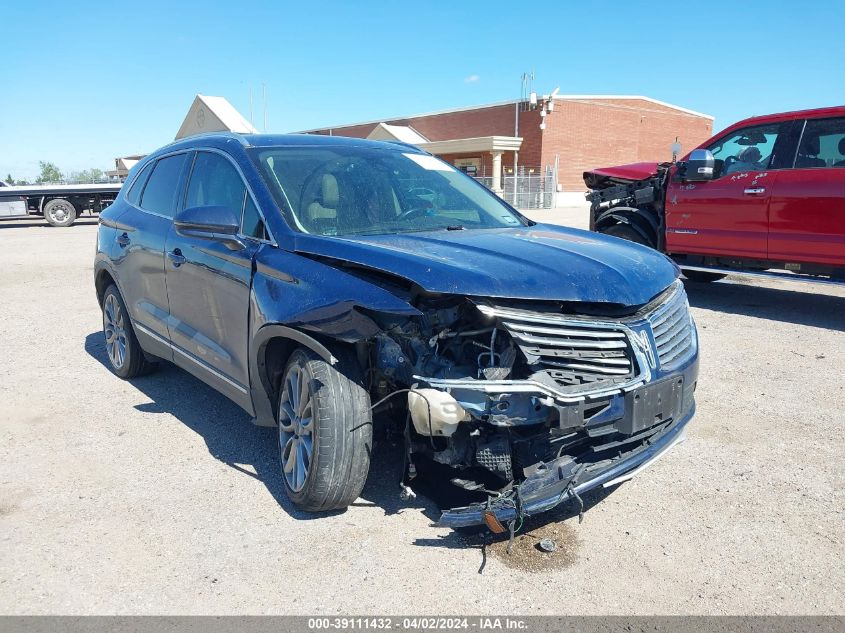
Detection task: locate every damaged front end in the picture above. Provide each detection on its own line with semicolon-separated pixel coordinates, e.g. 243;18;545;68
368;280;699;529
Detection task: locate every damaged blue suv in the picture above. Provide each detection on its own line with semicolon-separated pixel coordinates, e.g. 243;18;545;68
94;133;699;529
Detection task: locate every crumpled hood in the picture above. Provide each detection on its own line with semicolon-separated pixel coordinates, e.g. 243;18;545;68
583;162;661;189
294;224;678;307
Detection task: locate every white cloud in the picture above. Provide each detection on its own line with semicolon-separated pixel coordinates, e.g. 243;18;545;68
464;74;480;84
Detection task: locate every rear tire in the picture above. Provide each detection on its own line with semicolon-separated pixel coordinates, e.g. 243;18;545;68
101;284;157;379
603;223;653;248
683;270;727;283
277;347;372;512
43;198;77;227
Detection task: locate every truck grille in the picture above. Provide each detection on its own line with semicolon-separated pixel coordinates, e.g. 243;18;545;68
646;283;694;368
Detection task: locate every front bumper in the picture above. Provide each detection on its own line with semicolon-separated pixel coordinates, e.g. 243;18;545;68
438;402;693;527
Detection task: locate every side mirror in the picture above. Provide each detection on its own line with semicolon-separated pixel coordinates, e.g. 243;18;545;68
681;149;715;181
174;205;244;250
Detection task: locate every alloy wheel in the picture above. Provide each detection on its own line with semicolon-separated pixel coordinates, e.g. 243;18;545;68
103;294;127;369
278;363;314;492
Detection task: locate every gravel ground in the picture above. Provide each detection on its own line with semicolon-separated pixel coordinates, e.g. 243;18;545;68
0;212;843;614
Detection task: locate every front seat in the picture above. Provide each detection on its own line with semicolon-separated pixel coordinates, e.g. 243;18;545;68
834;137;845;167
795;136;826;168
725;146;763;174
305;173;339;234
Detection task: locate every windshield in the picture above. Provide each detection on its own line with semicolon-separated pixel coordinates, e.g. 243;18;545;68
250;145;527;236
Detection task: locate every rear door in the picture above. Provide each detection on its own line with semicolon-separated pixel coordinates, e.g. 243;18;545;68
164;150;270;408
665;121;791;259
768;116;845;267
113;152;190;355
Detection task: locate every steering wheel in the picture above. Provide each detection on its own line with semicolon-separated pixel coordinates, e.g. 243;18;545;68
723;155;738;172
396;206;432;222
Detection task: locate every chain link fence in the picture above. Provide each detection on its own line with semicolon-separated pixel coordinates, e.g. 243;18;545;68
473;165;558;209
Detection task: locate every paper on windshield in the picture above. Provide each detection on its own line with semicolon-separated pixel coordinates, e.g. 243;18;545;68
403;153;455;171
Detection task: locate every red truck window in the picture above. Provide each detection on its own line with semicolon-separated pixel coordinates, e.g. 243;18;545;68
795;118;845;168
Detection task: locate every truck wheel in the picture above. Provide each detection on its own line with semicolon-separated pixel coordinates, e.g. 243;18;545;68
101;284;157;379
604;223;654;248
277;347;372;512
683;270;726;283
43;198;77;227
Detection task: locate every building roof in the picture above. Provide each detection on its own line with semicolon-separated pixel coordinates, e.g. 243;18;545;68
366;123;429;143
296;94;713;134
175;94;258;140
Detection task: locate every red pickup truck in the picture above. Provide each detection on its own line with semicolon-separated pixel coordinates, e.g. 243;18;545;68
584;106;845;283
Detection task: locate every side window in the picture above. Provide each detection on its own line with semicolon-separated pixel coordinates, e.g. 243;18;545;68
241;195;268;240
125;162;153;206
139;154;188;217
708;123;782;177
795;118;845;168
185;152;245;218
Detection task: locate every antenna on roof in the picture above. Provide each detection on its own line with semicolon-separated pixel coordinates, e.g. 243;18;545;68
249;86;254;126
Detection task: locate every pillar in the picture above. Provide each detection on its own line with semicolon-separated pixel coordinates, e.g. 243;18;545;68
491;151;503;197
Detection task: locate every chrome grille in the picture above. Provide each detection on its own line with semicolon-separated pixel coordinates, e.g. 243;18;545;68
646;284;694;367
492;312;636;389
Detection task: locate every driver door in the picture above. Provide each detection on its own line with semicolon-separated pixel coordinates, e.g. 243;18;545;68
665;122;788;259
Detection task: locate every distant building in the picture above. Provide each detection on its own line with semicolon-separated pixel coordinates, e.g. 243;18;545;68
175;94;258;140
300;95;714;197
105;154;147;181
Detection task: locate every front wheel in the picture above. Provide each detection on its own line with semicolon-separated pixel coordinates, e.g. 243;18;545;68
603;223;654;248
43;198;77;227
277;347;372;512
683;270;727;283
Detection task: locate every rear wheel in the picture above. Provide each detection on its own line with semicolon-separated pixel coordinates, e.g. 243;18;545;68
277;347;372;512
43;198;77;227
101;285;157;378
603;223;654;248
683;270;727;283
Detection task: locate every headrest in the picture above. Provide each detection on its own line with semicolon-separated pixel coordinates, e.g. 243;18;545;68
801;136;820;156
321;174;338;207
839;137;845;156
737;146;761;163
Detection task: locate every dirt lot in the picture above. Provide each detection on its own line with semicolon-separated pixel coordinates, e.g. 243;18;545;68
1;213;843;614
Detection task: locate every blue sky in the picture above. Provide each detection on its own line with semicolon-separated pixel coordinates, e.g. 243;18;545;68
2;1;843;180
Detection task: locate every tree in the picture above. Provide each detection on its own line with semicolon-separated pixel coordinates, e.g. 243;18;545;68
5;174;13;185
68;167;106;183
36;161;63;184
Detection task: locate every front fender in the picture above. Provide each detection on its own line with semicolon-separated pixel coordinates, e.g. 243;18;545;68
247;247;419;426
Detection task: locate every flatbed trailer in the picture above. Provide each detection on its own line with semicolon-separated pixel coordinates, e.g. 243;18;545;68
0;182;122;226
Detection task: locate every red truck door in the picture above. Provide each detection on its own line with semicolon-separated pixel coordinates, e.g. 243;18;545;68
768;117;845;267
665;121;790;259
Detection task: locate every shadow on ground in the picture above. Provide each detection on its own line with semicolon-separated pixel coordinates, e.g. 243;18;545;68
84;331;443;526
684;278;845;331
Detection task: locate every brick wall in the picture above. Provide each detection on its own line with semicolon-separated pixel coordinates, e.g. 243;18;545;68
306;97;713;192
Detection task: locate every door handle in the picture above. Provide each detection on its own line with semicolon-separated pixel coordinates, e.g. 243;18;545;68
744;187;766;195
167;248;186;267
116;232;130;247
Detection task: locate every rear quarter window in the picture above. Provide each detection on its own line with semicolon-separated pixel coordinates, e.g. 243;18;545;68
125;162;153;207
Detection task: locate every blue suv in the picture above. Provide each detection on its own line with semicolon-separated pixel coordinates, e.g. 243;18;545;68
94;133;699;529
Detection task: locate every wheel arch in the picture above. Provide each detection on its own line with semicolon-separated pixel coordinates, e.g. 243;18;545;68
249;324;346;427
595;206;659;248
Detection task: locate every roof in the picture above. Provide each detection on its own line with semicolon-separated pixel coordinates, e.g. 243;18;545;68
296;94;714;133
366;123;429;143
175;94;258;140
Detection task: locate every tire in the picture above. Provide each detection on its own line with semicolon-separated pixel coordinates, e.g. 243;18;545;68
683;270;727;283
603;222;653;248
277;347;372;512
43;198;77;227
101;284;157;379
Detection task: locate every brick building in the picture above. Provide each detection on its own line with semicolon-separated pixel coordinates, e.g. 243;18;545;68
300;95;713;199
